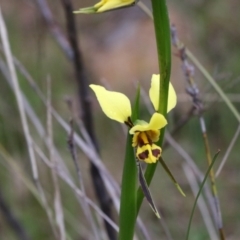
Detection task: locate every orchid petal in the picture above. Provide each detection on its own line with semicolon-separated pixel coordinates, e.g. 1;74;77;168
97;0;135;12
136;144;161;164
149;74;177;113
129;113;167;134
74;0;135;14
90;84;131;123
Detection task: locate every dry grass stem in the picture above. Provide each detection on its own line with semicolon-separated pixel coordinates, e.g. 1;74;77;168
47;77;66;240
216;124;240;177
68;120;100;240
183;164;218;240
0;6;58;238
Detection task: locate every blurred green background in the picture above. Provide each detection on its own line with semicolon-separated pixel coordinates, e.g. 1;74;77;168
0;0;240;239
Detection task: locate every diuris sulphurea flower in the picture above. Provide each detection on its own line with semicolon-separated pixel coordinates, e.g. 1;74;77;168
90;75;185;218
90;74;177;164
74;0;137;14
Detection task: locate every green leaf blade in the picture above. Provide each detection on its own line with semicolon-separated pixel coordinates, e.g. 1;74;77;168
136;0;171;215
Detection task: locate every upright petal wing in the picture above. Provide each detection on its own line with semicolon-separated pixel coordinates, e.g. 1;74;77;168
90;84;132;123
149;74;177;113
129;113;167;134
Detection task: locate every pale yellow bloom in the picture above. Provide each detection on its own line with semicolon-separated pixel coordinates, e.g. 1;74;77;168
74;0;135;14
149;74;177;112
90;74;176;163
130;113;167;163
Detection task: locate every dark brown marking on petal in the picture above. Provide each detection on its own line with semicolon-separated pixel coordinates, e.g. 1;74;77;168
124;118;133;128
138;150;149;160
145;132;153;144
138;133;151;147
138;137;145;147
127;117;134;127
152;149;161;157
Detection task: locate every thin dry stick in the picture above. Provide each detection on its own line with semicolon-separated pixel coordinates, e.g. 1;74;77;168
164;131;218;226
216;124;240;177
67;120;100;240
0;40;176;240
0;7;58;239
47;77;66;240
0;22;150;240
54;0;116;238
32;140;119;231
171;25;225;240
183;164;218;240
0;143;87;240
35;0;73;59
0;52;120;207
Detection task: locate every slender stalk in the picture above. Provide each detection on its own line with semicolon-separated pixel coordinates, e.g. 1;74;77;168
171;25;225;240
0;7;58;238
200;118;225;240
118;135;137;240
118;84;140;240
186;151;220;240
60;1;115;239
47;77;66;240
186;49;240;123
183;164;218;240
137;0;171;214
216;124;240;177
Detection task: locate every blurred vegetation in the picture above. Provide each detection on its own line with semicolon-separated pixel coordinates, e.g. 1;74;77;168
0;0;240;239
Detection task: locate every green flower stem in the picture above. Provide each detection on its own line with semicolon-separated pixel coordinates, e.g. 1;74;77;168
118;134;137;240
136;0;171;214
118;87;140;240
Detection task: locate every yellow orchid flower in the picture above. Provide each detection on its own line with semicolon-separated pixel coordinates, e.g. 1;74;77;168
74;0;136;14
89;74;177;164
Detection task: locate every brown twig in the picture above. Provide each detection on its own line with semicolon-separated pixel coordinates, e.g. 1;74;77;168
171;24;225;240
67;120;100;240
35;0;73;59
59;1;116;239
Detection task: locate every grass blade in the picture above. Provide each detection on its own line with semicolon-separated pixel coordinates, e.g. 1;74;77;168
137;0;171;215
118;84;140;240
186;150;220;240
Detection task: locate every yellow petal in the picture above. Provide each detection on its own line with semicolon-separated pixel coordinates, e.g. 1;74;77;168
136;144;161;164
147;129;160;143
94;0;107;8
132;132;140;147
149;74;177;113
74;0;135;13
97;0;135;12
129;113;167;134
90;84;131;123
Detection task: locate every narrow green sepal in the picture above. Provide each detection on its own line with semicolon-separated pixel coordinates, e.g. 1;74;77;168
136;158;160;218
159;157;186;197
73;7;96;14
